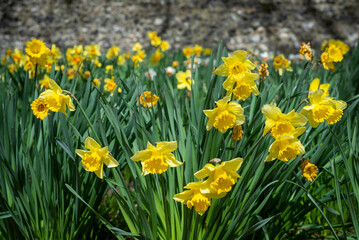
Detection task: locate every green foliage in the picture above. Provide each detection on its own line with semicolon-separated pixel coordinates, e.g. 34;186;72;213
0;41;358;240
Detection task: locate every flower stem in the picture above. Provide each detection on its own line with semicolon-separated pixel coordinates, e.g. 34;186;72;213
160;174;171;240
74;98;102;145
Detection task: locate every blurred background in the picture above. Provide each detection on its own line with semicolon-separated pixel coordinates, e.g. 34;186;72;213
1;0;358;54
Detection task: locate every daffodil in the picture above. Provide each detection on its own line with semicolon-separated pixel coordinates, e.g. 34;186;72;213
84;44;101;60
194;158;243;196
25;39;50;66
173;181;211;215
160;41;170;51
39;79;76;116
140;91;159;108
204;96;245;133
106;45;120;59
273;54;292;76
150;48;163;65
214;50;256;81
183;46;193;59
31;98;50;120
151;36;162;47
193;44;203;56
132;42;143;52
224;72;259;101
265;128;305;162
262;104;307;139
176;70;193;91
130;141;182;175
76;137;119;179
231;125;243;143
300;89;346;128
300;159;318;182
104;76;122;95
49;44;62;62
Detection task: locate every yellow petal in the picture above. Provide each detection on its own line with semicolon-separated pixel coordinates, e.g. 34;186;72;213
84;137;101;150
213;63;229;76
173;190;193;203
309;78;320;92
293;127;306;138
285;110;307;127
75;149;88;158
156;141;177;153
194;164;215;179
221;157;243;172
94;163;104;179
104;154;119;168
49;79;62;93
130;149;152;162
164;153;182;167
233;50;247;60
262;104;281;121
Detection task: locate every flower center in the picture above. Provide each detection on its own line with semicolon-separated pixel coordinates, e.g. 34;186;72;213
30;43;42;54
232;83;252;100
187;191;211;215
144;155;169;174
271;121;295;138
278;144;300;162
37;103;46;112
230;63;246;75
213;110;236;132
326;108;343;124
82;152;102;172
312;105;329;123
210;170;235;194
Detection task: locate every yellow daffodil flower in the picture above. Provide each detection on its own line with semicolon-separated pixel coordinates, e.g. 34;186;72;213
224;72;259;101
193;44;203;56
160;41;170;51
203;96;245;133
76;137;119;179
214;50;256;81
130;141;182;175
300;88;346;128
183;46;193;59
104;76;122;95
173;181;211;215
176;70;193;91
139;91;159;108
194;158;243;196
300;159;318;182
262;104;307;138
265;128;306;162
84;44;101;60
106;45;120;59
31;98;50;120
25;39;50;66
39;79;76;116
273;54;292;76
39;74;51;90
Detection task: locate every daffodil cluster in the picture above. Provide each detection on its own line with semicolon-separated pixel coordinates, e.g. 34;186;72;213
203;50;258;134
300;78;347;128
214;50;259;101
262;104;307;162
174;158;243;215
320;39;349;72
147;31;169;66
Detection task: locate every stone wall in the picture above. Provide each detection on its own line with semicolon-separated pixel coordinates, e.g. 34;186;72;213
0;0;358;54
